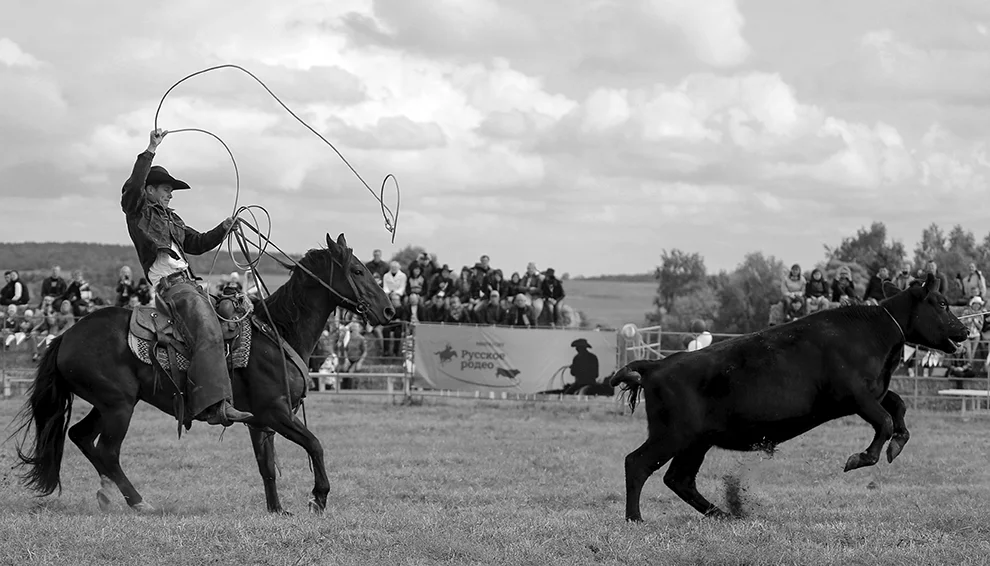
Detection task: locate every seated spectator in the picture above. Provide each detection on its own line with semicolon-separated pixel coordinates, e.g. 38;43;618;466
37;295;56;318
1;304;19;345
893;264;913;290
804;268;830;313
424;292;447;322
54;299;75;331
862;267;890;305
961;296;985;365
780;263;806;318
339;321;368;388
488;269;509;300
126;295;141;310
477;290;506;325
538;268;565;326
365;249;389;278
61;269;93;311
412;252;438;283
686;320;713;351
1;270;30;306
455;267;474;303
40;265;67;308
116;266;137;307
382;261;407;297
831;266;857;305
471;255;492;291
926;260;950;294
444;295;472;323
427;264;455;301
520;263;544;317
784;295;807;322
504;294;536;327
309;314;341;374
405;264;426;299
399;293;426;324
506;272;525;299
5;308;35;349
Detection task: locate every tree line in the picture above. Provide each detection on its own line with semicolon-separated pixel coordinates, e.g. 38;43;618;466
648;222;990;339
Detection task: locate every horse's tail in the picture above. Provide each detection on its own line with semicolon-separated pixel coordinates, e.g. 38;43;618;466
608;360;653;414
9;334;72;496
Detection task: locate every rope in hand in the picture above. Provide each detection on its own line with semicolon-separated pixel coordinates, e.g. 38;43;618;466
153;63;400;243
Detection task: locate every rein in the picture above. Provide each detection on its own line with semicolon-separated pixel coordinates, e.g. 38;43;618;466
881;306;906;342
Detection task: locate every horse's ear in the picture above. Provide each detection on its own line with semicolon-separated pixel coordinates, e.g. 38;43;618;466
882;281;900;299
336;233;347;249
326;233;337;253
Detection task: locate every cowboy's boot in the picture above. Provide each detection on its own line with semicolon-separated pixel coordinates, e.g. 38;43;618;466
206;399;253;426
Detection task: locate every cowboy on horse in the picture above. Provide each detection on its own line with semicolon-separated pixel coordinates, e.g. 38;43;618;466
120;128;253;427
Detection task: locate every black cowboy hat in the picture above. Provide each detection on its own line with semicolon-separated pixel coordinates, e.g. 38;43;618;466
146;166;191;190
571;338;591;349
440;264;451;273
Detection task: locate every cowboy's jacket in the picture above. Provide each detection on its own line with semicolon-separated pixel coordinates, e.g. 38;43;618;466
120;151;227;279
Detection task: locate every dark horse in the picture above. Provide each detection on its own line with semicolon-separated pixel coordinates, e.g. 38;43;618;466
11;233;394;514
609;274;969;521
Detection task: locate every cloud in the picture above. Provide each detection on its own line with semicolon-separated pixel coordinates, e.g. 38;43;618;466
0;38;41;68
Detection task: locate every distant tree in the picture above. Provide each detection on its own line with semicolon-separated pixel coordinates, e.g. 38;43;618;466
652;249;707;315
561;273;570;281
913;223;947;267
389;245;427;271
712;252;784;334
824;221;906;274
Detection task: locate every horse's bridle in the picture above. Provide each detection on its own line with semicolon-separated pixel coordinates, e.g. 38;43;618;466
290;245;371;317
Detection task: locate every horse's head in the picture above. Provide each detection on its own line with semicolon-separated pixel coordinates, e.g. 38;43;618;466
882;273;969;353
319;233;394;325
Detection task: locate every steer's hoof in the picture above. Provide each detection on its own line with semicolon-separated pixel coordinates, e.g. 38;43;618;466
844;452;876;473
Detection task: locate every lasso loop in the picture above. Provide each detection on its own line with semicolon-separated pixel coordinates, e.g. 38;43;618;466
153;63;399;242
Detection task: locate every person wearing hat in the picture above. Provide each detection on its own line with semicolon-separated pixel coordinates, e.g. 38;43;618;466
426;264;454;303
119;128;252;427
563;338;612;395
686;319;713;351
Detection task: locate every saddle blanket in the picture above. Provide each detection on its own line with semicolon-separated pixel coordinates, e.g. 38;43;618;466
127;316;252;372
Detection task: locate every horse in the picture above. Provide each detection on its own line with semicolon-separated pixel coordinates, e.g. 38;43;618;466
609;274;969;521
11;233;395;514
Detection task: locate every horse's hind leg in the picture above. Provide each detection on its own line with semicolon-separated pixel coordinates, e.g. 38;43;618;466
624;437;677;522
267;412;330;513
94;405;153;512
881;391;909;463
67;408;116;512
663;443;727;518
249;426;287;514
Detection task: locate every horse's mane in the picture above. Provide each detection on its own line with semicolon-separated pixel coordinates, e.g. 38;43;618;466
258;247;333;335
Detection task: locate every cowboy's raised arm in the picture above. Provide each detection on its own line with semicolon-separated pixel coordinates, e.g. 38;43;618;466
121;129;167;215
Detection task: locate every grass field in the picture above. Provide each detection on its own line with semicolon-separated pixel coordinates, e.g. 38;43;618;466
208;273;657;330
2;394;990;565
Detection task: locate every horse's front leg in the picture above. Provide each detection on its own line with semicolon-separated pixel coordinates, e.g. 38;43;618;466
248;425;287;514
267;410;330;513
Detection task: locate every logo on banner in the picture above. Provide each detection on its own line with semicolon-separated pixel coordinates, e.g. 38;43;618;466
435;344;458;365
430;341;521;387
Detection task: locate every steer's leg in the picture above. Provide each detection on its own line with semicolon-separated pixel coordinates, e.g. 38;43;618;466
663;443;728;518
844;395;894;473
880;391;910;463
624;437;677;522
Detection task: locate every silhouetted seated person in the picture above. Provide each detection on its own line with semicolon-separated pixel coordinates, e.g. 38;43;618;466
784;295;807;323
804;268;830;314
831;266;857;306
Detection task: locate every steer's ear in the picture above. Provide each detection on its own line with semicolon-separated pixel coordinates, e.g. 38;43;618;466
922;272;936;296
882;281;901;299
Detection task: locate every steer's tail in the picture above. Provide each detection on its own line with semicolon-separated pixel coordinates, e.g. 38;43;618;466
608;360;653;414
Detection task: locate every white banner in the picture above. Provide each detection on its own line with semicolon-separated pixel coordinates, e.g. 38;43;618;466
413;323;617;395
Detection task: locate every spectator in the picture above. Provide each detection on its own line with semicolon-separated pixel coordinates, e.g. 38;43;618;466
365;249;389;278
126;295;141;309
455;267;473;303
382;261;407;297
5;308;34;349
477;290;506;325
399;292;426;324
427;264;455;301
413;252;437;283
831;266;857;305
804;268;830;313
862;267;890;305
339;321;368;387
1;270;30;306
37;295;56;318
962;262;986;301
892;264;913;291
116;266;137;307
506;272;525;299
444;295;472;323
539;268;565;326
488;269;509;300
40;266;67;308
381;293;405;357
520;263;543;316
504;294;536;327
961;296;985;366
472;255;492;290
780;264;806;320
425;292;447;322
309;314;341;375
926;261;949;294
61;269;93;314
405;264;426;299
1;304;19;345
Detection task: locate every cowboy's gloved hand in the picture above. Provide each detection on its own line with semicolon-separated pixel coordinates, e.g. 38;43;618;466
222;217;239;231
148;128;168;153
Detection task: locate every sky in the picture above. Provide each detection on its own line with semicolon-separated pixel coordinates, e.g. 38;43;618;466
2;0;990;277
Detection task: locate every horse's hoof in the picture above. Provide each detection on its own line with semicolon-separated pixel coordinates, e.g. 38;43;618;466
887;435;908;463
97;490;113;513
307;498;324;515
625;515;643;523
131;501;157;514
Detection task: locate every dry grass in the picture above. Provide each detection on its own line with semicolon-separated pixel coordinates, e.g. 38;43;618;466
2;394;990;565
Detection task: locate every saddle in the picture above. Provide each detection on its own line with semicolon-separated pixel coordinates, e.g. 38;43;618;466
127;294;252;388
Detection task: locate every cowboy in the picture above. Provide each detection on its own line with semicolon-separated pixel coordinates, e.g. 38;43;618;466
120;128;252;427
